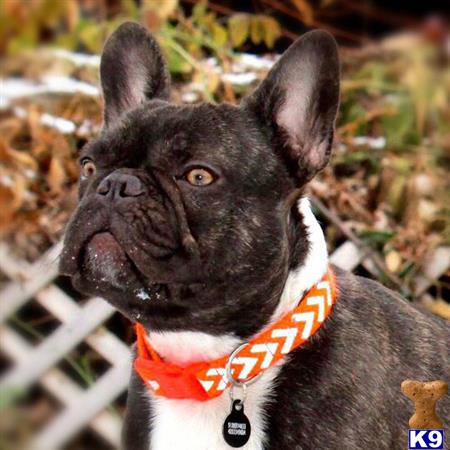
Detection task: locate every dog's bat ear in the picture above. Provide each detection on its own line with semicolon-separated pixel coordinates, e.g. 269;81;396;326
244;30;340;183
100;22;170;128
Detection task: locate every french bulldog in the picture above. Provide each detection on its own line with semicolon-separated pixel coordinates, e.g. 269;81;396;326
59;22;449;450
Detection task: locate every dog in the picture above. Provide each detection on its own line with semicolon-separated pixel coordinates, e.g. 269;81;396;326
59;22;449;450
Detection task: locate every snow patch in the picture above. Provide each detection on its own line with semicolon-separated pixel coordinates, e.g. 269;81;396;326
50;49;100;67
1;76;100;101
236;53;276;71
13;107;76;134
351;136;386;149
136;288;151;301
221;72;258;86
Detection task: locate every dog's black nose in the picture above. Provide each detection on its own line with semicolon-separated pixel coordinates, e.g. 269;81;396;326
97;172;144;199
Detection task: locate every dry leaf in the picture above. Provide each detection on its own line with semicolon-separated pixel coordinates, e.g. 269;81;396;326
385;250;402;273
0;139;38;178
228;14;250;48
250;17;264;45
0;186;16;234
47;157;66;194
291;0;314;26
142;0;178;29
421;296;450;320
260;16;281;49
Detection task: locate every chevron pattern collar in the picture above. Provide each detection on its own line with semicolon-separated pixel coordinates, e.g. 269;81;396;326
134;267;337;401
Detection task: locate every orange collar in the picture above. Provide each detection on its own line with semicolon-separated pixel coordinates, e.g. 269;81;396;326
134;268;336;401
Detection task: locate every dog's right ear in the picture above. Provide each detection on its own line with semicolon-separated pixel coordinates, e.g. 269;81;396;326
100;22;170;128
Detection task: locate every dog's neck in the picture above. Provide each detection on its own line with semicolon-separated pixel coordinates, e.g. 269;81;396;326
147;197;328;366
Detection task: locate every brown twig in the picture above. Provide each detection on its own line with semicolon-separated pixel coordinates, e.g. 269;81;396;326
260;0;372;44
340;0;419;29
309;193;412;297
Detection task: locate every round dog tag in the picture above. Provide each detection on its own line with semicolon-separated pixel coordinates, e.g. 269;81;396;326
222;400;251;448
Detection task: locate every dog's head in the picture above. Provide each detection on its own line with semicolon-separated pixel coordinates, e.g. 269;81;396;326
59;22;339;337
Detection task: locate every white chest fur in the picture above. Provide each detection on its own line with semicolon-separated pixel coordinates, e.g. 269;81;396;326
145;198;328;450
148;365;281;450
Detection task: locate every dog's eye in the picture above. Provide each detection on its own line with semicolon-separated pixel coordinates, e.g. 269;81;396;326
81;159;96;178
185;168;215;186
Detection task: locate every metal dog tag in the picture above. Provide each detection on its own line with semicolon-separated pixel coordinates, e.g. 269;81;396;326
223;399;251;448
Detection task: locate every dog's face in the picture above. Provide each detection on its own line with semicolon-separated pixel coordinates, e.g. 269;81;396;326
59;23;339;337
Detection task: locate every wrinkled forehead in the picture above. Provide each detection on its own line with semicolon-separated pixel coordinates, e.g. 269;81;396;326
82;101;246;170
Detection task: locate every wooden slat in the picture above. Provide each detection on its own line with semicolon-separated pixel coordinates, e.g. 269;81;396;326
330;241;382;277
0;243;29;278
0;326;123;448
31;362;130;450
0;297;116;391
330;241;363;271
0;326;81;403
35;285;130;363
414;246;450;296
0;242;62;324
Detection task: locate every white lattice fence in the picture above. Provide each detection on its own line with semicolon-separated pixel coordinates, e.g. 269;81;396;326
0;240;448;450
0;243;129;450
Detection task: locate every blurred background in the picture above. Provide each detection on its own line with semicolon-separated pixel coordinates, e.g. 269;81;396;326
0;1;449;449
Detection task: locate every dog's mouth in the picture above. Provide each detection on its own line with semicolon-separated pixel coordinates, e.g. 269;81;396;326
60;229;166;303
81;231;134;286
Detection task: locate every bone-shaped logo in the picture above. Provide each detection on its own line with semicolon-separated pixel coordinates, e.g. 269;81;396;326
401;379;448;429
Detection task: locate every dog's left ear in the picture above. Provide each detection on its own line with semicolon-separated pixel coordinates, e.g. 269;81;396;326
100;22;170;128
244;30;340;183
